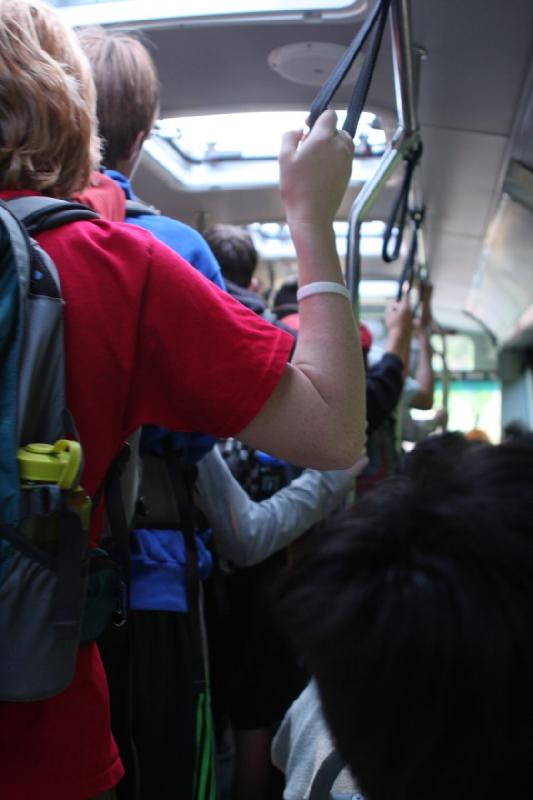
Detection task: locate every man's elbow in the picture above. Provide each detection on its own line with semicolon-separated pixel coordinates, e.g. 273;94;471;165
318;421;366;470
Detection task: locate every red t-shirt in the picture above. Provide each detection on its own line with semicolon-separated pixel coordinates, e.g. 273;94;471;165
71;171;126;222
0;190;293;799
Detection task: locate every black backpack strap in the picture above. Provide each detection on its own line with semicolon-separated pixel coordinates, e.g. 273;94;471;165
93;443;132;621
309;749;347;800
125;199;160;218
54;508;89;640
308;0;393;138
5;197;99;236
165;448;206;691
164;449;218;800
94;442;143;798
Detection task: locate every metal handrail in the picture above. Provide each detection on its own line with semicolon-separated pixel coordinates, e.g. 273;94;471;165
390;0;419;136
346;0;427;315
346;130;419;315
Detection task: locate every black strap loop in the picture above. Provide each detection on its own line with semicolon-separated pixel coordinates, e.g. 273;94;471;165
396;207;424;300
382;142;423;263
308;0;392;138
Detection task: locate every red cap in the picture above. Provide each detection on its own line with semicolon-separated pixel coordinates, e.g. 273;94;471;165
359;322;373;354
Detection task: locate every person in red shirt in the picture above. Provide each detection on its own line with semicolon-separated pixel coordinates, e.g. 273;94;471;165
0;1;365;798
73;170;127;222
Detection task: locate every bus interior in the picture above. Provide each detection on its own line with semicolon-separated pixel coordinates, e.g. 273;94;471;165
51;0;533;442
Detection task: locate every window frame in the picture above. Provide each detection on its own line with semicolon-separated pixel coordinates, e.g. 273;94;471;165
50;0;367;28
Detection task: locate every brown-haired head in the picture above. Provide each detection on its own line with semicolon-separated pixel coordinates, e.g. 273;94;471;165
77;27;160;170
0;0;100;197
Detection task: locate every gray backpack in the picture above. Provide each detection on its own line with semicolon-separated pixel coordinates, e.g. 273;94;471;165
0;196;123;702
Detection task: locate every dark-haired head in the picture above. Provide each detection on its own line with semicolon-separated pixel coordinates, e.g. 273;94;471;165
503;420;533;446
204;225;258;288
273;277;299;318
400;430;473;480
278;440;533;800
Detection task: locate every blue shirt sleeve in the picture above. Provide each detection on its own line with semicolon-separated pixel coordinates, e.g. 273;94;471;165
185;233;226;290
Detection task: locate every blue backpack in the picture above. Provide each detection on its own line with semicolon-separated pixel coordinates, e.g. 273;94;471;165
0;196;124;702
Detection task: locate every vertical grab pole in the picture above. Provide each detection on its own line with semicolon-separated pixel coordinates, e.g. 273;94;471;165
394;6;430;288
390;0;418;137
346;0;421;316
346;140;410;318
441;333;450;424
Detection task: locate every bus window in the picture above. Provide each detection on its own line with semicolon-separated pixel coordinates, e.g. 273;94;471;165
430;379;502;443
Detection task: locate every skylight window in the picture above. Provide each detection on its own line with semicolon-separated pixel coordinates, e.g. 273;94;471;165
248;221;390;261
46;0;365;27
156;111;386;163
145;110;387;190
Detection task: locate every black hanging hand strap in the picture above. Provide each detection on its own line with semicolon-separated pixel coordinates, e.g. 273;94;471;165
396;207;424;300
308;0;392;138
382;141;423;263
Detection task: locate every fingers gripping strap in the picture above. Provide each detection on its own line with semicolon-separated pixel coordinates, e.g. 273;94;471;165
308;0;392;137
297;281;351;302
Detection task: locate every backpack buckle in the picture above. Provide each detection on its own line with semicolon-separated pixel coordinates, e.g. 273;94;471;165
20;484;61;518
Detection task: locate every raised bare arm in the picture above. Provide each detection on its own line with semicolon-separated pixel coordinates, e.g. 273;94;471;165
238;111;366;469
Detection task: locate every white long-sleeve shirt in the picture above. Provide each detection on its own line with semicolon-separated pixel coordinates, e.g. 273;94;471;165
196;446;358;567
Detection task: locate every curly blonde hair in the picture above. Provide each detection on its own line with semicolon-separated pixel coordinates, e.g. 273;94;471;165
0;0;100;197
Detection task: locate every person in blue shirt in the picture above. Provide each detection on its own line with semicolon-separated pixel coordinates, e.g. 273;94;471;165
105;168;226;290
79;27;224;290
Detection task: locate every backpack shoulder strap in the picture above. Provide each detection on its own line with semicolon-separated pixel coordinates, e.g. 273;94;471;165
125;199;160;218
0;201;33;523
6;197;99;236
309;749;347;800
0;200;32;292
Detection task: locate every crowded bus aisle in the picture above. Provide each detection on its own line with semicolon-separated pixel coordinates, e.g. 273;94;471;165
2;1;533;799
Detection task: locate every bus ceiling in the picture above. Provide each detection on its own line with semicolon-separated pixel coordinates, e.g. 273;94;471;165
48;0;533;343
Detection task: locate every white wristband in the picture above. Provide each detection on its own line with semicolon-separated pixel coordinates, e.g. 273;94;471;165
297;281;352;303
